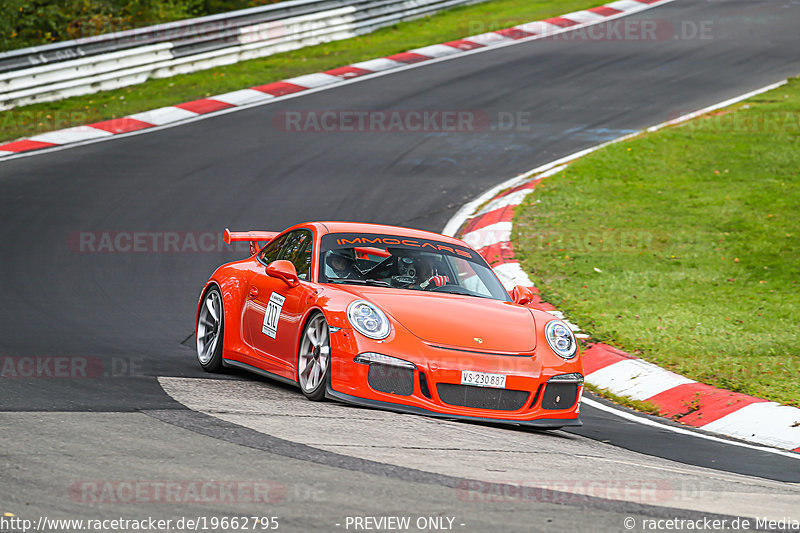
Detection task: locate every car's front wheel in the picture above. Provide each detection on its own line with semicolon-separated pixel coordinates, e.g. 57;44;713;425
196;286;224;372
297;312;330;401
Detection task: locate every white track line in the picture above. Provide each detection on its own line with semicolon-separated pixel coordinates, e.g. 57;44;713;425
582;398;800;460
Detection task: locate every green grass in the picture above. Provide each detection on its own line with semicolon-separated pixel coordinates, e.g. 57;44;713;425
1;0;603;143
514;77;800;407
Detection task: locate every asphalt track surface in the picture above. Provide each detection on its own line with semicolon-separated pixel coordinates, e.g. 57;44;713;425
2;0;800;530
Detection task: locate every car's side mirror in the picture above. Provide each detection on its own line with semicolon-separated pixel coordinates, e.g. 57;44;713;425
265;260;300;288
511;285;535;306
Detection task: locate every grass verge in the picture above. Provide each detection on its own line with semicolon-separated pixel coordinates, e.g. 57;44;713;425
514;77;800;407
2;0;603;143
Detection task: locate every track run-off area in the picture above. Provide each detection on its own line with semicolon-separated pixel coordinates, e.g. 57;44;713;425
2;1;800;531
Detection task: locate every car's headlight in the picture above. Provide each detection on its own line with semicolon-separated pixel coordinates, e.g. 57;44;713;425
544;320;578;359
347;300;391;340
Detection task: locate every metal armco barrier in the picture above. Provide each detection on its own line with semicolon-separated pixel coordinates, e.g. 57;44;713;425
0;0;485;110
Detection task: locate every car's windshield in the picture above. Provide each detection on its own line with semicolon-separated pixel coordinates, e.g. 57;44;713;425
319;233;510;302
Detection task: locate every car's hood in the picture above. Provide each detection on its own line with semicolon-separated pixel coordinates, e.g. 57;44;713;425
347;287;536;352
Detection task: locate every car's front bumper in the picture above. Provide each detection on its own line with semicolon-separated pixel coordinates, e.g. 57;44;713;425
326;385;581;428
328;327;584;425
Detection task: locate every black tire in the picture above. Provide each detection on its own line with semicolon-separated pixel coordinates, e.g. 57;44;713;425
297;312;331;401
196;286;224;372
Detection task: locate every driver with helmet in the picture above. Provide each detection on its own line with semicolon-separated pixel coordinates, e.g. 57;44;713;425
325;249;363;280
414;256;449;290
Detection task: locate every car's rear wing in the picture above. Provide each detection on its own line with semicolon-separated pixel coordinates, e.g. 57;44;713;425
223;228;279;255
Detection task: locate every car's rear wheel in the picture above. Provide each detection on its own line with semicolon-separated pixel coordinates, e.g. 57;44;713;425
196;286;224;372
298;312;330;401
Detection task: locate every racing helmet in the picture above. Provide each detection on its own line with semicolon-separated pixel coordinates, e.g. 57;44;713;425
326;248;356;270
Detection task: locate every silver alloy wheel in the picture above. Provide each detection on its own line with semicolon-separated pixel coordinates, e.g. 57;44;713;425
298;313;330;394
197;289;222;365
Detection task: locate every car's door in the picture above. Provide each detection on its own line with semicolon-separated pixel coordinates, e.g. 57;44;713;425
243;229;315;372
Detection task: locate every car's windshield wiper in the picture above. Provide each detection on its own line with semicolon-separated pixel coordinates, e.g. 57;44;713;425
364;279;392;287
432;286;492;298
327;278;391;287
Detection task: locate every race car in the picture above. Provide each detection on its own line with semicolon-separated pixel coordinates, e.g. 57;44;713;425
195;221;583;428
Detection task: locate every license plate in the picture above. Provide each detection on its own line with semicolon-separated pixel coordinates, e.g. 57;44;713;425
460;370;506;389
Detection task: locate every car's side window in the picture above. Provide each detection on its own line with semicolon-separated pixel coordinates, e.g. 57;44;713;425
278;230;313;280
259;233;289;265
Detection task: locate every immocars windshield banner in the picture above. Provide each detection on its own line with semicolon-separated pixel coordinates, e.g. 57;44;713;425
321;233;479;261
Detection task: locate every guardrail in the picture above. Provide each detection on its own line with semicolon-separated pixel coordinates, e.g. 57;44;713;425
0;0;485;111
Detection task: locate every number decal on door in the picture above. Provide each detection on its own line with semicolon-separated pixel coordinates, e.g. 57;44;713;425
262;292;286;339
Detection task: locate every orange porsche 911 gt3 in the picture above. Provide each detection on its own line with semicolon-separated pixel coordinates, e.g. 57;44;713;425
195;222;583;428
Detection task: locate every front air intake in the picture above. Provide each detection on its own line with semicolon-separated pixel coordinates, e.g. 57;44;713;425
418;371;432;399
436;383;528;411
367;363;414;396
541;383;578;410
